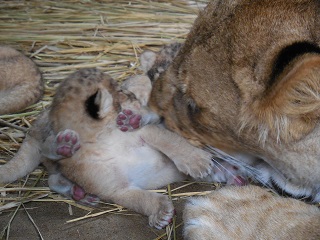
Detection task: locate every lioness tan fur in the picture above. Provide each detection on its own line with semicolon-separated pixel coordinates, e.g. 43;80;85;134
147;0;320;201
183;185;320;240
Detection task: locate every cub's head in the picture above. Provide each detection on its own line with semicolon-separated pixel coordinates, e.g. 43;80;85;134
50;68;121;135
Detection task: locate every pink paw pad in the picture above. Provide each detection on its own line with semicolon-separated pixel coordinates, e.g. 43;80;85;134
117;109;142;132
72;184;86;201
56;130;81;157
72;185;100;206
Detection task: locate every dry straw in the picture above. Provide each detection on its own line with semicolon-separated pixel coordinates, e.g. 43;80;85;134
0;1;215;239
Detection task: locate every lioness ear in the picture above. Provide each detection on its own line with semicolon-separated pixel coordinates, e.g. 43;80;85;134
269;55;320;118
246;54;320;142
140;50;157;73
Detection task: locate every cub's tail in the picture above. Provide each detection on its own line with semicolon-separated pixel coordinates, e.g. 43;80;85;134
0;134;42;184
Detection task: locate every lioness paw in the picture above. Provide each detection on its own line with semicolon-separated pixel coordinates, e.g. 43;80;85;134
55;129;81;157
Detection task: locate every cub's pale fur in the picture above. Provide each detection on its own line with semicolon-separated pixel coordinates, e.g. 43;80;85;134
0;46;43;114
146;0;320;201
45;68;217;228
183;185;320;240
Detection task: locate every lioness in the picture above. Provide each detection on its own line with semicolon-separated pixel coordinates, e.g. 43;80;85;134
146;0;320;201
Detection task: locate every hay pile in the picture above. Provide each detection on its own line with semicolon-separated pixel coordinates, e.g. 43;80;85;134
0;1;216;239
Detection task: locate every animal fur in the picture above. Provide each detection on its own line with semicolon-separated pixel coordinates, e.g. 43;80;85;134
45;68;219;228
183;185;320;240
0;46;43;115
146;0;320;201
0;68;225;228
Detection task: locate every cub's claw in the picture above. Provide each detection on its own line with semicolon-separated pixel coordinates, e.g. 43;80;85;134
149;198;175;230
80;194;100;206
117;109;142;132
153;209;175;230
56;129;81;157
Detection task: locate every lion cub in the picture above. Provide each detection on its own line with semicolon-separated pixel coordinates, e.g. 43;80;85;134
0;46;43;114
48;68;219;229
183;185;320;240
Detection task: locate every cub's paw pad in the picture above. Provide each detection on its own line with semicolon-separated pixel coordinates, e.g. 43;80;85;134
56;129;81;157
117;109;142;132
72;184;86;201
72;185;100;206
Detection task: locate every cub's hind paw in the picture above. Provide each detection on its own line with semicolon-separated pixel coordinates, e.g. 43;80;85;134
148;197;175;230
72;185;99;206
48;174;99;206
80;194;100;206
230;176;247;186
72;184;86;201
203;160;248;186
117;109;142;132
56;129;81;158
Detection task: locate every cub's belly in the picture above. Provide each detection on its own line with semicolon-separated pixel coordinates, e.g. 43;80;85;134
122;145;185;189
59;143;185;193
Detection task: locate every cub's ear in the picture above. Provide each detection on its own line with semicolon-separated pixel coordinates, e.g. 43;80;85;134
246;54;320;142
140;50;157;73
85;88;114;119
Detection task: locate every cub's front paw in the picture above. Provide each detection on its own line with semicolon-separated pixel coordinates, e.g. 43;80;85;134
55;129;81;157
117;109;142;132
148;197;175;230
174;150;214;179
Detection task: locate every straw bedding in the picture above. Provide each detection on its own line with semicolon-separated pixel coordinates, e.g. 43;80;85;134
0;1;218;239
